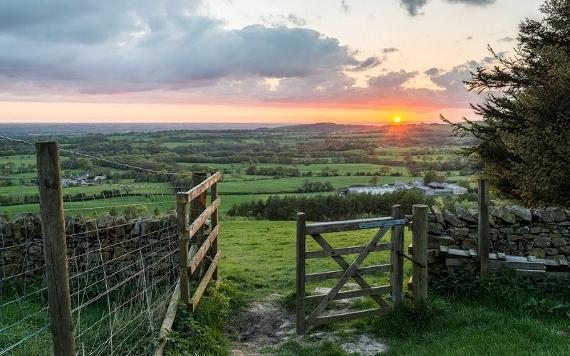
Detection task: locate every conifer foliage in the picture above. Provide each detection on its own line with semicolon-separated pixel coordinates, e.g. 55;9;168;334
444;0;570;206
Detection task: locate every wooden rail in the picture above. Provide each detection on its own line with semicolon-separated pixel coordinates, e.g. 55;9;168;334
178;172;222;201
296;207;406;334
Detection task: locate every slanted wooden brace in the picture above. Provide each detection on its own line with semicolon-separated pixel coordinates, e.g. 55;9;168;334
296;207;406;334
177;172;222;310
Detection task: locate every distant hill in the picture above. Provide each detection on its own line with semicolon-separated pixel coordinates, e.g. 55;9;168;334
0;123;284;136
270;122;376;133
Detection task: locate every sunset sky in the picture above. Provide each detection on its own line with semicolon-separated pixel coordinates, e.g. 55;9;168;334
0;0;543;125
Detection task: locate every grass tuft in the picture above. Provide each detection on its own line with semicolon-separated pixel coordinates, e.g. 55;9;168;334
166;281;245;356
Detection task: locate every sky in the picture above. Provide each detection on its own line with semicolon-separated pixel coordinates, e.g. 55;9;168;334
0;0;543;125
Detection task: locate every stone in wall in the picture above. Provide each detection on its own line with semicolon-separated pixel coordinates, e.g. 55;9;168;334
0;213;178;281
428;205;570;262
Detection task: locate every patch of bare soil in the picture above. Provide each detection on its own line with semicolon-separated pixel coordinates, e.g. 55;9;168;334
231;294;295;355
309;332;388;356
231;294;388;356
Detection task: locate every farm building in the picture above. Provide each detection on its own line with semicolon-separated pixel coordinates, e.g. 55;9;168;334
61;174;107;187
345;181;467;196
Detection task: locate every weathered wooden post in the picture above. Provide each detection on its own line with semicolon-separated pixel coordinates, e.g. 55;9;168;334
210;176;219;281
176;193;191;305
35;141;76;356
391;205;404;304
296;212;306;335
478;179;490;276
412;204;428;303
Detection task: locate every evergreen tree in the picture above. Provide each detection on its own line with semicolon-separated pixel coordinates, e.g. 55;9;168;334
443;0;570;206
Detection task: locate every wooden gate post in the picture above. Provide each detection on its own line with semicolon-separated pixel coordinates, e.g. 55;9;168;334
210;177;219;281
176;193;191;305
296;212;306;335
391;205;404;304
190;172;208;284
412;204;428;303
478;179;490;276
35;141;76;356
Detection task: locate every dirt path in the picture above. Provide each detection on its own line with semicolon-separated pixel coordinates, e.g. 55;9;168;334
230;294;388;356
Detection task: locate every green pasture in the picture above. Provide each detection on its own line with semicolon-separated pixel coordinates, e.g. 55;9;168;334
220;219;411;299
0;155;36;166
186;218;570;356
219;176;419;194
190;163;410;176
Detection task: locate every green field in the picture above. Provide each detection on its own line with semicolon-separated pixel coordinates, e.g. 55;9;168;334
3;124;567;356
169;218;569;355
220;219;411;298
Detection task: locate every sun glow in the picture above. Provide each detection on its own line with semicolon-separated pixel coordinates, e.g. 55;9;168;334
392;116;402;124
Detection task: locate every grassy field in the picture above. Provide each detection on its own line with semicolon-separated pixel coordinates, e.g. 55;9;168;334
214;218;570;355
2;217;568;355
220;219;412;299
219;175;415;194
180;162;411;176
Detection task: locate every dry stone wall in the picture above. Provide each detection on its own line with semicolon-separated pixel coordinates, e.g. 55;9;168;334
428;206;570;262
0;213;178;280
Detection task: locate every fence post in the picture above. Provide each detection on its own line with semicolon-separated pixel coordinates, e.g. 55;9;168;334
412;204;428;303
391;205;404;304
176;193;191;305
210;178;219;282
296;212;306;335
35;141;76;356
478;179;490;276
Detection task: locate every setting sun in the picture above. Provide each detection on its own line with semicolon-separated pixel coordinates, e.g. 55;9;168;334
392;116;402;124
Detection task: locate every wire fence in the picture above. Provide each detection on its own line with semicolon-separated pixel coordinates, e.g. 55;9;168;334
0;213;51;355
67;213;178;355
0;136;185;355
0;137;50;355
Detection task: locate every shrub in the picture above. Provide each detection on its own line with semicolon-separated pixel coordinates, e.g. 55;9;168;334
431;266;570;318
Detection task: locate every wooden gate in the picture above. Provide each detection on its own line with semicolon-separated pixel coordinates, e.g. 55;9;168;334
296;205;406;334
176;172;221;310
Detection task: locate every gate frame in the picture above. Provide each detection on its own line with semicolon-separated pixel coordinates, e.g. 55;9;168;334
296;205;406;335
176;172;221;310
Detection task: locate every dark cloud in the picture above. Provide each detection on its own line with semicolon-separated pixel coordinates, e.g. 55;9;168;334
399;0;428;16
368;70;417;88
382;47;399;53
399;0;496;16
0;0;203;44
0;0;496;111
349;57;381;72
0;0;357;94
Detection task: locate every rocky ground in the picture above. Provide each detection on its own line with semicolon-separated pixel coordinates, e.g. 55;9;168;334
230;293;388;356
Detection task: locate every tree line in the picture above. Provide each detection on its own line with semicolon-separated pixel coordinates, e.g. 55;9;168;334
227;190;435;221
